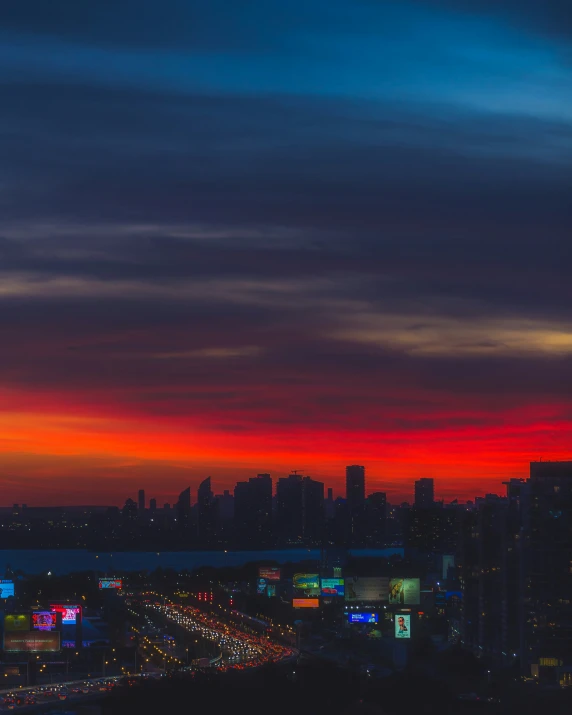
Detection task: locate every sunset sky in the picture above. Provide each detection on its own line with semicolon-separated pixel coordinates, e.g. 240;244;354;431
1;0;572;505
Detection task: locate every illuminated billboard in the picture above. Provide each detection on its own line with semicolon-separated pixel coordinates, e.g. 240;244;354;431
258;567;281;581
267;585;276;597
257;579;268;595
345;577;389;602
50;604;81;625
0;580;15;599
4;631;60;653
99;578;122;590
32;612;57;631
292;598;320;608
293;573;320;597
388;579;420;605
4;614;30;632
394;614;411;639
348;613;378;623
321;578;344;597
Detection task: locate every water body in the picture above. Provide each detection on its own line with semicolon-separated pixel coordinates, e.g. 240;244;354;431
0;548;403;575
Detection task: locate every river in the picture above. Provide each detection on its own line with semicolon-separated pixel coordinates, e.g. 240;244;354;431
0;548;403;575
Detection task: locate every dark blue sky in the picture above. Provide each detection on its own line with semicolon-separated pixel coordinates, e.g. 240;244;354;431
1;0;571;504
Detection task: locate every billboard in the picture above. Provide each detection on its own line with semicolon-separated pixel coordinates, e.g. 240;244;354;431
258;567;281;581
345;577;389;602
257;579;268;595
267;585;276;597
348;612;378;623
292;598;320;608
321;578;344;597
395;614;411;639
4;631;60;653
32;612;57;631
388;579;420;605
50;604;81;625
0;580;15;599
99;578;122;589
4;614;30;632
293;573;320;597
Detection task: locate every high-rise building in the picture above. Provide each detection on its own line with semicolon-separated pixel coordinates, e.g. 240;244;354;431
521;461;572;681
275;474;304;545
346;465;365;512
302;476;324;545
149;498;157;513
138;489;145;512
176;487;192;536
234;474;273;548
346;465;366;546
366;491;387;546
197;477;218;546
414;478;434;508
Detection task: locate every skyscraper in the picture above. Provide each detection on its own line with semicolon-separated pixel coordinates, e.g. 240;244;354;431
197;477;217;546
346;465;366;546
137;489;145;512
414;478;434;508
521;461;572;681
346;465;365;512
176;487;192;536
275;474;304;545
302;476;324;546
234;474;273;548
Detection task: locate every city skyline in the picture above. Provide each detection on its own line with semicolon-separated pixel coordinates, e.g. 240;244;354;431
1;466;541;508
1;0;571;505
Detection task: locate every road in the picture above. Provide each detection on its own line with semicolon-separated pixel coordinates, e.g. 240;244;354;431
141;597;296;671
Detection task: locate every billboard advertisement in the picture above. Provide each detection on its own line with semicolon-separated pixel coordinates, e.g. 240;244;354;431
395;614;411;639
99;578;122;590
0;580;15;599
4;631;60;653
258;567;281;581
257;579;268;595
32;612;57;631
267;585;276;597
388;579;420;605
348;612;378;623
292;598;320;608
345;577;389;602
293;573;320;597
321;578;344;597
50;604;81;625
4;614;30;632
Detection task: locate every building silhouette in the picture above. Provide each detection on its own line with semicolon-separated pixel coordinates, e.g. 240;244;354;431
275;474;304;545
234;474;273;548
346;465;365;545
521;461;572;680
197;477;218;547
302;476;324;546
138;489;145;513
414;478;434;508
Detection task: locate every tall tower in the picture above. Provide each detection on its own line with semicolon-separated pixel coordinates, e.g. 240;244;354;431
346;465;366;546
138;489;145;512
414;478;434;508
521;461;572;678
346;465;365;512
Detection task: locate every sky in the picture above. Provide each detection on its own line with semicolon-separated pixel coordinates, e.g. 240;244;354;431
1;0;572;505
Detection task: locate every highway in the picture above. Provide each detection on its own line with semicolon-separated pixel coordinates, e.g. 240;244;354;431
143;598;296;671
